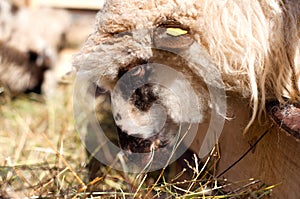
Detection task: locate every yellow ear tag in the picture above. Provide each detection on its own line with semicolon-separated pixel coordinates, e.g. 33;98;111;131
166;28;188;36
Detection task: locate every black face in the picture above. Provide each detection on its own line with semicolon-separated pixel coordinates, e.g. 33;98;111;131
114;62;182;155
116;64;157;152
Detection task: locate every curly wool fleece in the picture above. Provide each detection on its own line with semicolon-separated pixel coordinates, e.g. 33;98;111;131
74;0;300;130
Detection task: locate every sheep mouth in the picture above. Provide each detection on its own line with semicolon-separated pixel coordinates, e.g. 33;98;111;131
116;125;165;153
116;115;179;153
115;116;185;169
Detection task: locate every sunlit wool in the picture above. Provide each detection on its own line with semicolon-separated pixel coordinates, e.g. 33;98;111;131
74;0;300;134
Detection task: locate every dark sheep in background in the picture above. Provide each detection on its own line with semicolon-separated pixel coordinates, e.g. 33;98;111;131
0;0;70;96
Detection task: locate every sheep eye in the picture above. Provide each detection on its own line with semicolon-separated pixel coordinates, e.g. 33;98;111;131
152;26;194;50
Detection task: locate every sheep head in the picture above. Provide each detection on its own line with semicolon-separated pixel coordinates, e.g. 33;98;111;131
73;0;300;171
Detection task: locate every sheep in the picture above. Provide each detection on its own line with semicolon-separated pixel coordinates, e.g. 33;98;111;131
0;41;50;95
73;0;300;197
0;0;70;96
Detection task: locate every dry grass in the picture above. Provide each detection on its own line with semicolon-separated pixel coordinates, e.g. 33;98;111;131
0;80;87;197
0;78;274;198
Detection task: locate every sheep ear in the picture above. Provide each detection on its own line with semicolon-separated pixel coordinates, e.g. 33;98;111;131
267;100;300;139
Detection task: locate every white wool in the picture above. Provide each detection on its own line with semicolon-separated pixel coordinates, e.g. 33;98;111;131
74;0;300;132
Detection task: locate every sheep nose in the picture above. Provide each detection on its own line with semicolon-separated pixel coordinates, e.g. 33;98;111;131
131;84;158;112
117;64;156;104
